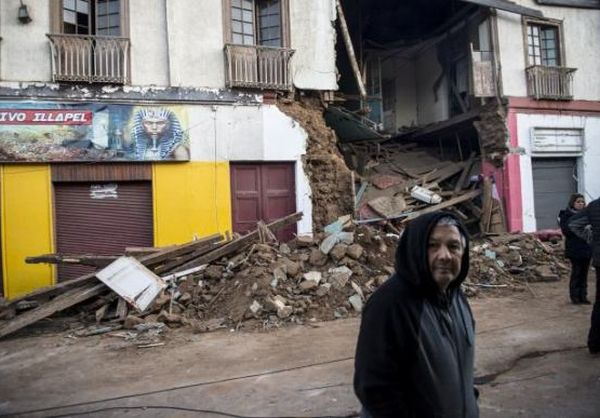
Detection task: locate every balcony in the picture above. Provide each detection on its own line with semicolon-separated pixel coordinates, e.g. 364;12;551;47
224;44;295;91
47;34;130;84
526;65;576;101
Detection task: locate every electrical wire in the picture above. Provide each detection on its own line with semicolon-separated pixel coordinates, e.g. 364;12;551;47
44;405;360;418
1;357;355;418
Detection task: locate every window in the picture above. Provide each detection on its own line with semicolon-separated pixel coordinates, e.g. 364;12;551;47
51;0;128;37
526;22;561;66
226;0;289;47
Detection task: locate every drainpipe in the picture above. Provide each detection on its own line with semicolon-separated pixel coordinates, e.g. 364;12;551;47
335;0;366;100
164;0;172;85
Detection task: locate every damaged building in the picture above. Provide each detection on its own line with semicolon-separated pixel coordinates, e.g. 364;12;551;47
0;0;352;299
328;0;600;233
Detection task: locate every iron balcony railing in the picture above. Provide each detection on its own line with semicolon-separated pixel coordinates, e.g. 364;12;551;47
526;65;576;100
47;33;130;84
224;44;295;91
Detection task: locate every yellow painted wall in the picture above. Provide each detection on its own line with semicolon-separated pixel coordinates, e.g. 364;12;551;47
153;162;232;246
1;165;55;299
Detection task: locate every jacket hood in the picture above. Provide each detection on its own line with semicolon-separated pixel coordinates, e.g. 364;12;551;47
395;211;470;296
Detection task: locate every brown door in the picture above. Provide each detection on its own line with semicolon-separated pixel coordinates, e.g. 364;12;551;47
231;163;296;241
54;181;154;281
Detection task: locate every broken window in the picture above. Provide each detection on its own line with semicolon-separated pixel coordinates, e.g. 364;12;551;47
230;0;284;47
527;22;561;66
62;0;122;36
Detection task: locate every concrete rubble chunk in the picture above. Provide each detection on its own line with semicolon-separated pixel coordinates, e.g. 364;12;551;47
123;315;145;329
249;300;262;314
300;280;318;291
328;266;353;289
319;233;339;254
309;249;328;266
157;310;183;324
349;294;364;313
296;235;314;247
338;232;355;245
279;243;291;255
273;267;287;282
303;271;322;285
346;244;364;260
351;281;366;301
282;258;301;277
277;306;294;319
316;283;332;297
334;306;349;318
205;265;223;280
329;244;348;262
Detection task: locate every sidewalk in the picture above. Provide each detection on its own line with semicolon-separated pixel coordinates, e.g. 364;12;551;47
0;279;597;418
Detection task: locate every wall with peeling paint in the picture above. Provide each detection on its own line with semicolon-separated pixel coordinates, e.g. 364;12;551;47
0;0;336;91
290;0;338;90
496;2;600;101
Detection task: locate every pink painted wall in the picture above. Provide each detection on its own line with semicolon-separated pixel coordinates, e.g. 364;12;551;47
502;108;523;232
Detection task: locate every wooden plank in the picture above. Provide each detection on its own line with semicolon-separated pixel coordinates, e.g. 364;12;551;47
454;154;476;194
0;283;106;339
173;212;303;273
480;177;494;233
153;239;229;275
404;189;482;221
26;254;118;268
8;234;222;306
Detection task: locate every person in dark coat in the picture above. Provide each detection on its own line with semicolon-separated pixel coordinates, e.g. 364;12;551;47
558;193;592;304
569;197;600;354
354;211;478;418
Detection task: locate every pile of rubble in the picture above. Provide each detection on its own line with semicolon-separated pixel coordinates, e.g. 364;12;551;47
341;140;505;235
0;214;571;344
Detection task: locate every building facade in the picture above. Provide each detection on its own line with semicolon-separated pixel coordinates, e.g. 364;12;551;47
0;0;339;298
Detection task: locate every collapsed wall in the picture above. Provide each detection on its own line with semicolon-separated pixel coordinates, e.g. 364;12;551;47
278;98;354;232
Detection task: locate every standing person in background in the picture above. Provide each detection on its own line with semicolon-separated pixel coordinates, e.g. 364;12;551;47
569;197;600;354
354;212;479;417
559;193;592;304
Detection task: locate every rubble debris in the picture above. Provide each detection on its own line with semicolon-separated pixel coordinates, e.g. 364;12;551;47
0;211;572;339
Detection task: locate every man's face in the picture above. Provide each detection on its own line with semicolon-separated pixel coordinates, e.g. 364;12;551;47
427;224;465;292
142;117;169;138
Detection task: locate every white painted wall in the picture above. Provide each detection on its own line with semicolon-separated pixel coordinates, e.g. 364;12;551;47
1;0;336;91
381;57;418;129
0;0;51;82
517;113;600;232
496;1;600;100
129;0;170;86
189;104;313;235
290;0;338;90
415;46;449;125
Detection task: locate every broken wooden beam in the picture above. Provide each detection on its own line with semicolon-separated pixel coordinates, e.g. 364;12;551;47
0;282;106;339
173;212;303;272
404;189;482;221
26;254;118;268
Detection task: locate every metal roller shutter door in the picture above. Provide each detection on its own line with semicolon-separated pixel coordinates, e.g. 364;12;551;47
532;158;577;230
54;181;153;281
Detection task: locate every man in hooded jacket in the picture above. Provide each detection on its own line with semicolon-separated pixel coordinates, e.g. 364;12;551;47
354;211;478;418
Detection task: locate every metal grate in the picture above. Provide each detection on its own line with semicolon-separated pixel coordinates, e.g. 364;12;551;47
47;33;130;84
224;43;294;91
526;65;576;100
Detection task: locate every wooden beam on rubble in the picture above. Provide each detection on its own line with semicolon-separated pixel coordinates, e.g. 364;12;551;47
26;254;118;268
403;189;482;221
0;283;106;339
8;233;224;306
172;212;303;272
0;213;303;339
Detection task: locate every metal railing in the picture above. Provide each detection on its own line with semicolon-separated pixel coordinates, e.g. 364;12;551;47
47;34;130;84
224;44;295;91
526;65;576;100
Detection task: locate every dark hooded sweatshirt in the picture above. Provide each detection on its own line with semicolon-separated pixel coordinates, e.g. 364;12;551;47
354;212;478;418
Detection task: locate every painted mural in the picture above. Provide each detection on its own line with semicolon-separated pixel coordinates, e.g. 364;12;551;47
0;102;190;162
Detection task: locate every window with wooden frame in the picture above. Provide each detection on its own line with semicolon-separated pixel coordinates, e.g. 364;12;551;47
224;0;290;47
50;0;129;37
523;18;564;67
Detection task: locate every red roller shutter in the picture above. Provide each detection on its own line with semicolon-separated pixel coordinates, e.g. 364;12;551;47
54;181;153;281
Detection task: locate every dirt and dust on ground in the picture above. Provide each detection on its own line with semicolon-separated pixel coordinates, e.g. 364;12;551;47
277;97;354;231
